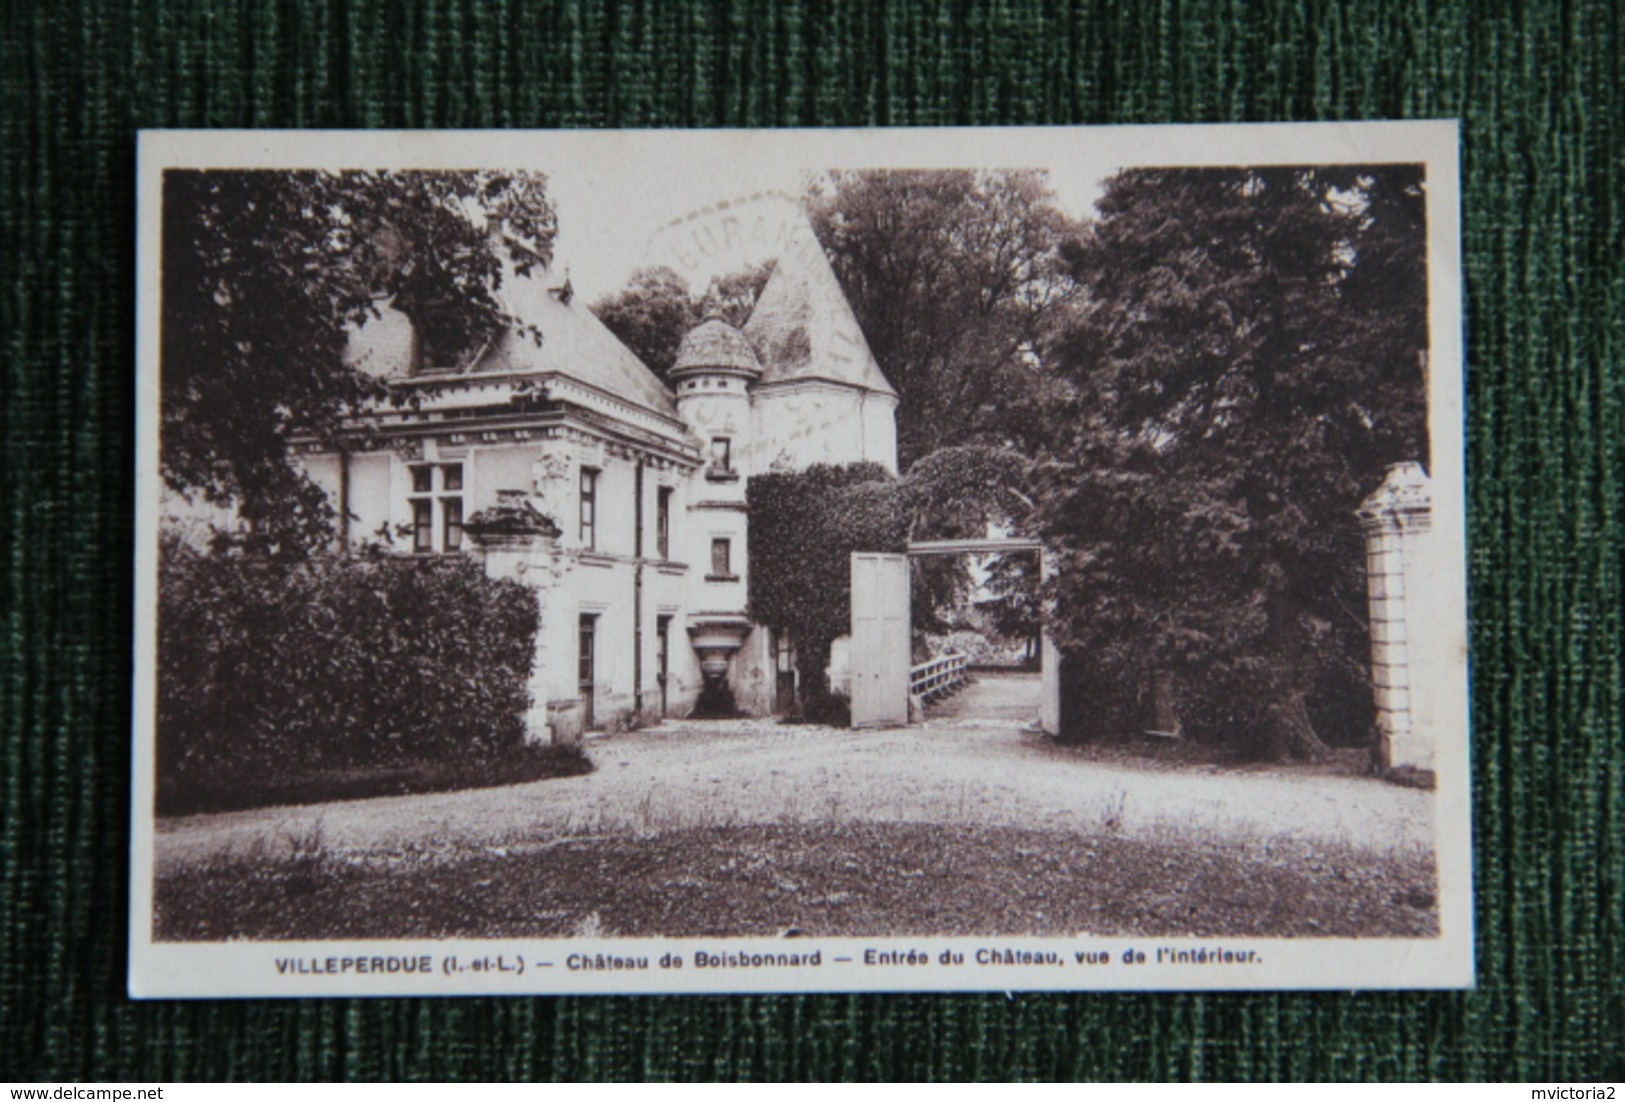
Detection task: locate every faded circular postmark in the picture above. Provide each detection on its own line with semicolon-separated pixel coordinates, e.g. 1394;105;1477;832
642;188;812;288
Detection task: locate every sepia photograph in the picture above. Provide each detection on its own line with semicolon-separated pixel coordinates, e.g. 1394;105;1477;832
129;124;1469;996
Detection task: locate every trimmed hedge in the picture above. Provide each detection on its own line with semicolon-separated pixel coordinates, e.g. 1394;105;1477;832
157;538;539;815
746;463;907;710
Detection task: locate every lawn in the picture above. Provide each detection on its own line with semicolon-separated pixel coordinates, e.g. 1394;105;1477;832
155;821;1438;941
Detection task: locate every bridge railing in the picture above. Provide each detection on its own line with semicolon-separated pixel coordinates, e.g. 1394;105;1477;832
910;652;969;702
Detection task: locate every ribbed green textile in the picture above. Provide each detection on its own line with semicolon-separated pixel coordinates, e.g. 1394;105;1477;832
2;0;1619;1082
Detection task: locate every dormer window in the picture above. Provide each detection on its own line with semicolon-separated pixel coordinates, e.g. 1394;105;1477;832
402;299;477;375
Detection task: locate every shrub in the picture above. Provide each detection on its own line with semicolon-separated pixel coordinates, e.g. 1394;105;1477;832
780;690;851;727
921;630;1019;668
689;681;742;720
1056;650;1138;743
1057;645;1375;759
157;536;539;813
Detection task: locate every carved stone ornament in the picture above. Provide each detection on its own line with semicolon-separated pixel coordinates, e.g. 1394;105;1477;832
687;616;753;691
531;446;573;519
463;489;562;545
1356;461;1433;531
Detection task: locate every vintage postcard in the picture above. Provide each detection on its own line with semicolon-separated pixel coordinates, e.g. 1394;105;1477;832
130;123;1470;996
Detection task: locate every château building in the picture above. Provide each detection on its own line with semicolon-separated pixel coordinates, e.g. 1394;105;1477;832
297;225;897;741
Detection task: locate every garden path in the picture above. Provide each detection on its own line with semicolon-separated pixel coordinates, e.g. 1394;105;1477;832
154;681;1436;873
924;667;1043;723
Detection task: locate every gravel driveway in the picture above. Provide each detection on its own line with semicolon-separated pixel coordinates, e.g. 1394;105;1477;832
156;674;1433;871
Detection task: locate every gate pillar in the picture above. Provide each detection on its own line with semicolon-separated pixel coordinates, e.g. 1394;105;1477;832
1356;462;1436;774
1039;550;1061;737
464;490;573;746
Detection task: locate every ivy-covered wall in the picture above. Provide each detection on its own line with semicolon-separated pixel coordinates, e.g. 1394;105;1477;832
746;463;907;707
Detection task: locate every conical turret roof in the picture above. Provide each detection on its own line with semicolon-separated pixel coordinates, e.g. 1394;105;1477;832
743;232;897;398
672;317;762;377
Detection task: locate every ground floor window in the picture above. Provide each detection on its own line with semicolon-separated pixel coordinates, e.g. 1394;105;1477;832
578;613;597;729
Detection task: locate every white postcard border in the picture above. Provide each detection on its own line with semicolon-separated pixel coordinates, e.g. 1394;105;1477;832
131;122;1471;998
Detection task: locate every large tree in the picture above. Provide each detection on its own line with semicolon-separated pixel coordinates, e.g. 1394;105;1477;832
587;266;697;383
1038;166;1428;759
808;169;1081;469
161;170;556;555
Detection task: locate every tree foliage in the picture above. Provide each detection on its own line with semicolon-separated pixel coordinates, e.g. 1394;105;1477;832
976;552;1042;657
1037;166;1429;758
587;266;697;382
901;445;1032;540
161;169;556;556
808;170;1081;469
590;262;774;385
899;444;1035;633
157;537;540;813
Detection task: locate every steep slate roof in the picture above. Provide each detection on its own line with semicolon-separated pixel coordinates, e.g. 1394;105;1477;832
672;318;763;376
742;233;897;398
467;261;679;418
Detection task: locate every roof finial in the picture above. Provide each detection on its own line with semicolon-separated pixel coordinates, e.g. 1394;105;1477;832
549;262;574;305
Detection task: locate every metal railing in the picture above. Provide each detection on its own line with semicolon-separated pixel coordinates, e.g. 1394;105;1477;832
910;652;969;701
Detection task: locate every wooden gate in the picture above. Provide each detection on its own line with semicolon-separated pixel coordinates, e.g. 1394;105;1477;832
850;552;911;728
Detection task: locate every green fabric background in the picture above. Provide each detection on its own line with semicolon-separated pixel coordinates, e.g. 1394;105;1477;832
2;0;1619;1082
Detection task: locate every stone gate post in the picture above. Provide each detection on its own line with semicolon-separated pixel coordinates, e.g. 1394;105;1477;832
1356;462;1436;775
1039;549;1061;737
463;490;573;746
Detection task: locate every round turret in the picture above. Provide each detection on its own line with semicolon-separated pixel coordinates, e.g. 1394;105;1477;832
670;318;762;392
671;318;757;479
